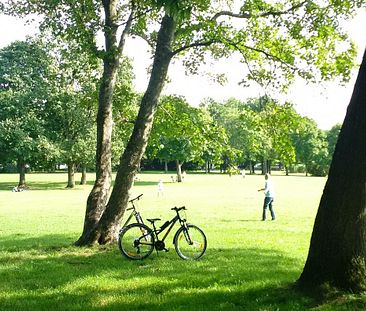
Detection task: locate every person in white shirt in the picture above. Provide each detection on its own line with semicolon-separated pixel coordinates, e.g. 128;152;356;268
157;179;164;197
258;173;276;221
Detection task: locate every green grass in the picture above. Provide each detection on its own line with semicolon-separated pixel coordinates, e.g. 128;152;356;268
0;172;365;310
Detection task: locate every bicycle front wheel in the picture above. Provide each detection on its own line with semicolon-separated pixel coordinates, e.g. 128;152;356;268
174;224;207;260
118;223;154;260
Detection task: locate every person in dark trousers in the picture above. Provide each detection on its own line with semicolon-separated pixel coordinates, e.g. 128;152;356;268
258;173;276;221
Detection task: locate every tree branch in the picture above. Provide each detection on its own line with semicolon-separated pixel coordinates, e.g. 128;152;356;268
116;7;154;27
117;10;134;54
171;40;217;56
229;40;297;71
259;0;308;18
129;32;155;49
211;11;251;20
212;0;308;20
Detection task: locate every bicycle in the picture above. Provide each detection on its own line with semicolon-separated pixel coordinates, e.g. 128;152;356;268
121;194;144;228
118;206;207;260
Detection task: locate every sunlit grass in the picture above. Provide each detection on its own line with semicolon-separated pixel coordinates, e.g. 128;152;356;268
0;171;365;310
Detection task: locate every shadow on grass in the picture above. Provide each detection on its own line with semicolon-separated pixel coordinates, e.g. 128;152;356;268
0;181;81;191
0;180;159;191
2;234;360;311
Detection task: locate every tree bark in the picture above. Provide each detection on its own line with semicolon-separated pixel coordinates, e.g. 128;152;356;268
78;14;176;245
205;160;209;174
80;165;87;185
298;48;366;292
75;1;133;246
17;159;26;187
164;160;168;173
66;161;75;188
176;160;183;182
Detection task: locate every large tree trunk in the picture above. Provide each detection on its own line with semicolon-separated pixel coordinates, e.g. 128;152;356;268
17;159;26;188
78;14;176;245
75;2;133;246
298;49;366;292
66;161;75;188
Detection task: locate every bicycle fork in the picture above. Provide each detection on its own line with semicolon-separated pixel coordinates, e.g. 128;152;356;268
182;224;194;245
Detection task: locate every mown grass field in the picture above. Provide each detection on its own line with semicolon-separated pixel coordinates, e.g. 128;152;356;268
0;171;365;310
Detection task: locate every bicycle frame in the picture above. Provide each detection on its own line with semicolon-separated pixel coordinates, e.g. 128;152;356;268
150;207;189;244
121;194;144;228
155;215;180;242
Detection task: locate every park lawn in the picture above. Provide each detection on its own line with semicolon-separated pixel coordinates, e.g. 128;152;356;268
0;172;365;311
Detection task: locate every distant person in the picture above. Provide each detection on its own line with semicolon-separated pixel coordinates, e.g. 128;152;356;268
241;169;246;178
157;179;164;197
258;173;276;221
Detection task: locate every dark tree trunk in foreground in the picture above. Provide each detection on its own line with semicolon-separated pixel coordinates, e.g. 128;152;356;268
298;49;366;292
75;2;133;246
66;161;75;188
78;14;176;244
17;159;26;187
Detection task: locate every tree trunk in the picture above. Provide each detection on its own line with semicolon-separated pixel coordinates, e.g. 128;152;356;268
164;160;168;173
79;14;176;245
75;2;133;246
249;161;253;174
298;49;366;292
80;165;87;185
17;159;26;187
176;160;183;182
66;161;75;188
205;160;209;174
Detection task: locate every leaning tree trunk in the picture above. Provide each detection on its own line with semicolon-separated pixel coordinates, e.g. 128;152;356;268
78;14;176;245
66;161;75;188
298;48;366;292
75;3;133;246
17;159;26;188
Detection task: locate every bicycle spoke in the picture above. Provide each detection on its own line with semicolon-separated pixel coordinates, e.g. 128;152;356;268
118;223;154;260
175;225;207;260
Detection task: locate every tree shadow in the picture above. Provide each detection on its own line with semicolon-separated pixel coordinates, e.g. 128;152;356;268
0;181;68;191
1;233;365;310
0;233;326;311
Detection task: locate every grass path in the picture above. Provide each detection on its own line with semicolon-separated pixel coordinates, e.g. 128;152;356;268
0;172;365;310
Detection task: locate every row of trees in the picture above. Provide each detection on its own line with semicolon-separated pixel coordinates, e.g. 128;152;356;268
0;39;341;188
203;96;342;176
2;0;366;292
0;38;136;188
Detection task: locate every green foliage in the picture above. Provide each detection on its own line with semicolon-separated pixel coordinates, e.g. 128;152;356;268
326;123;342;160
292;117;330;176
112;59;139;167
0;39;57;170
205;96;302;170
149;95;227;167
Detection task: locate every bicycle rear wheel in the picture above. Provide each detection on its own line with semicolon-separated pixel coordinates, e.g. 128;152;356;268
118;223;154;260
174;224;207;260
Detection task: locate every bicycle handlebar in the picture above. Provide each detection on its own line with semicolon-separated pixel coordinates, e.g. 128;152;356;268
129;193;143;203
171;206;186;212
126;194;143;210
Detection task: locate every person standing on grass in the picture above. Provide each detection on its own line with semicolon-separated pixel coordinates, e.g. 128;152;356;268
157;179;164;197
258;173;276;221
